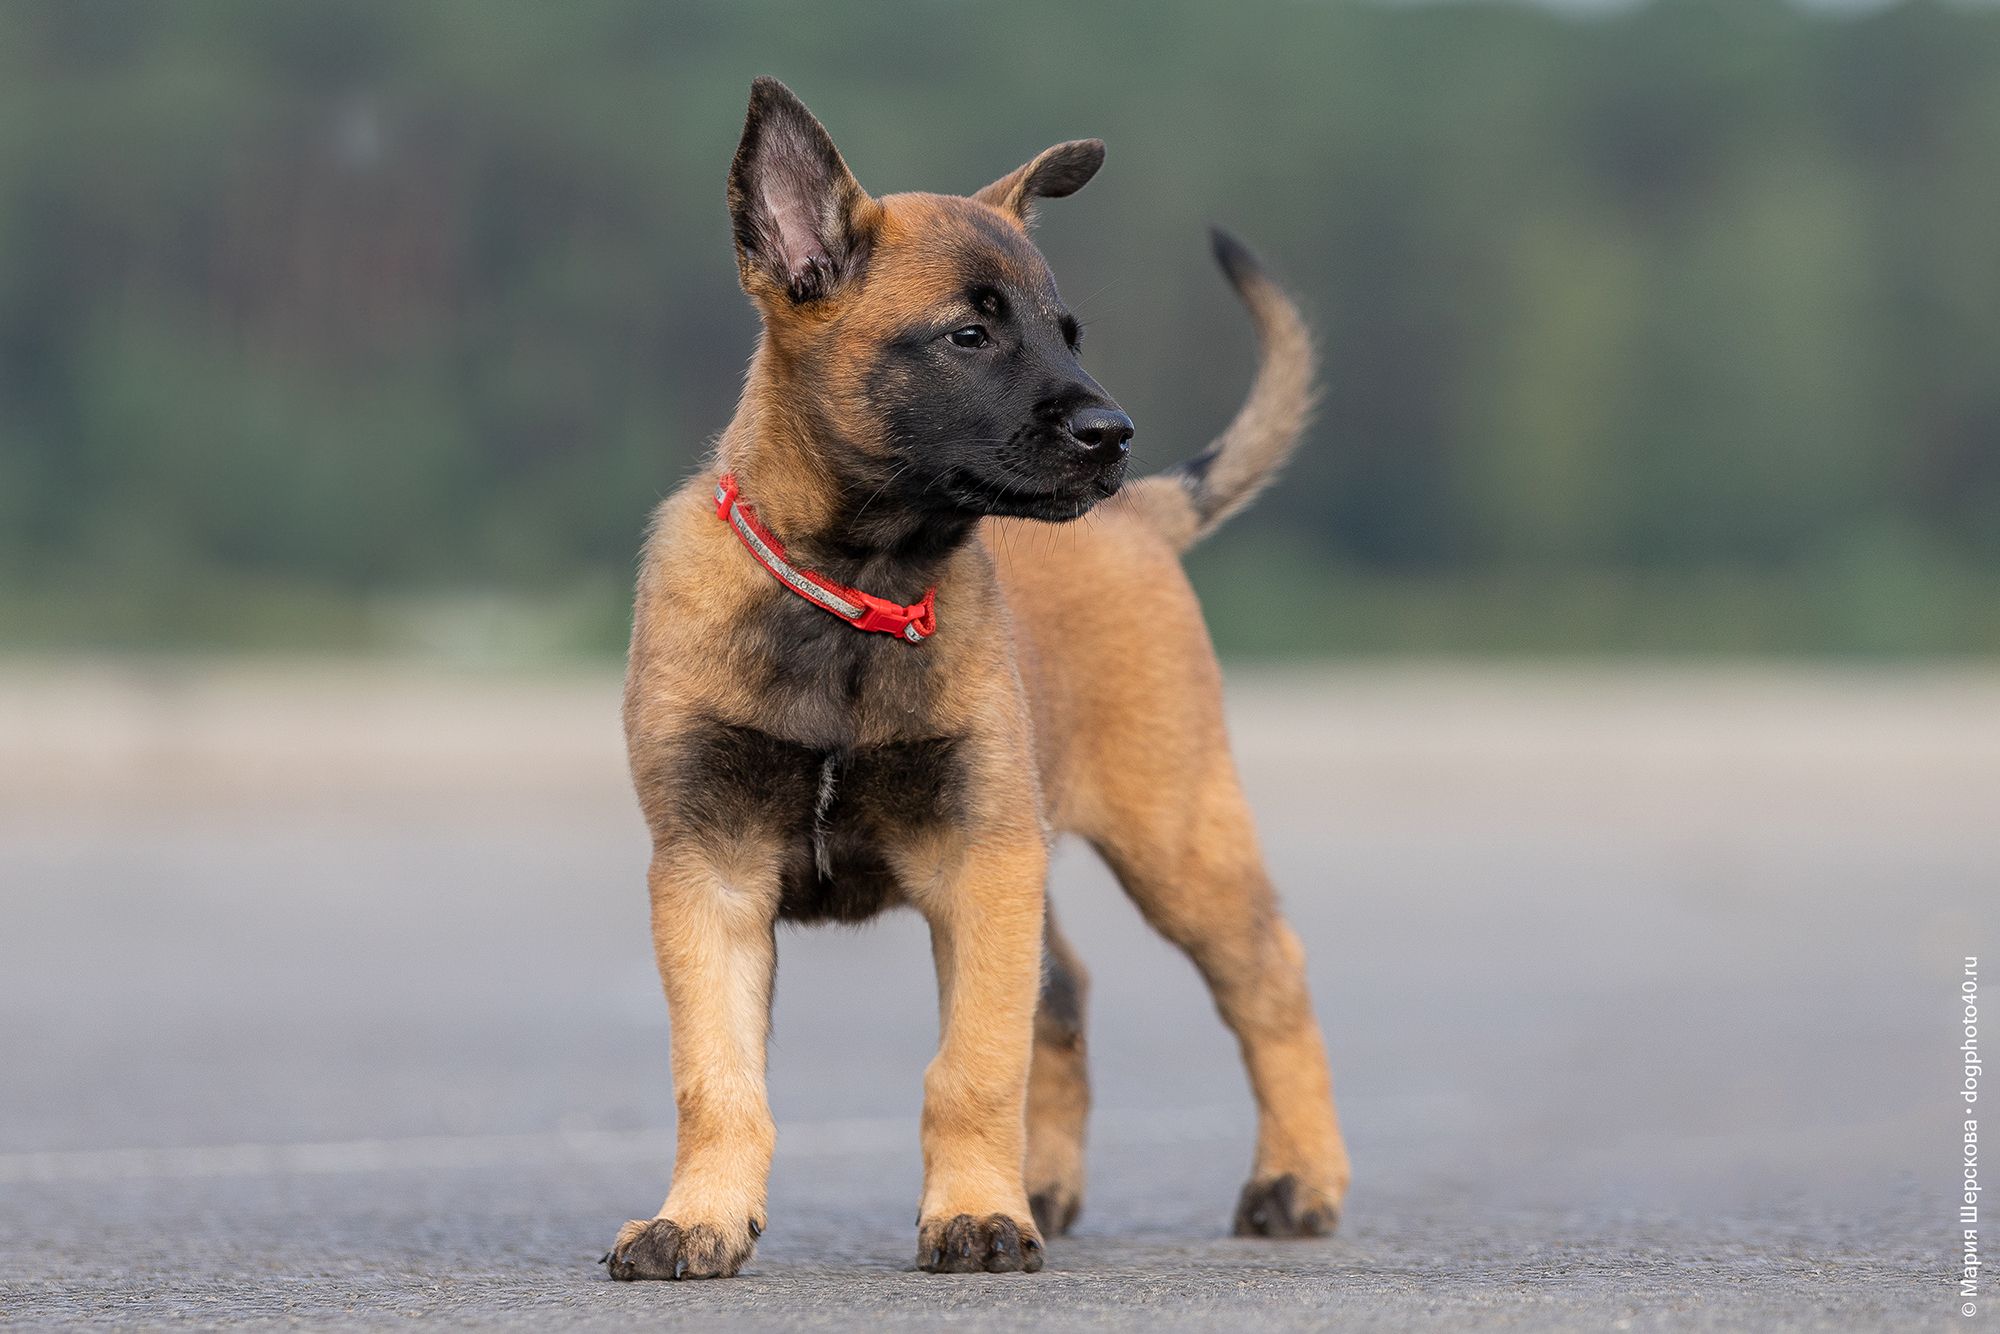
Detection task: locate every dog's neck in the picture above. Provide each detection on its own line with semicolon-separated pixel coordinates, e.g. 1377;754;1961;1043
718;356;976;602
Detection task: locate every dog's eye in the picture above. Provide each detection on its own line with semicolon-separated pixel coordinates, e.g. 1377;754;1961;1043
945;325;989;349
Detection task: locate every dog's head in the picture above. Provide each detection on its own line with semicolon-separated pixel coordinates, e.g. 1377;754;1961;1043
727;77;1131;525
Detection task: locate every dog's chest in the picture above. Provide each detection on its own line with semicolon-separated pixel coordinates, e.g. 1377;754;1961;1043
730;582;943;741
671;720;964;923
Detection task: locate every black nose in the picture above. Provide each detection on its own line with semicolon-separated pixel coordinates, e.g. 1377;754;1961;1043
1064;407;1134;460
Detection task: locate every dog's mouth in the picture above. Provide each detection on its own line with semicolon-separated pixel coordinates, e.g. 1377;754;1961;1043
944;464;1124;522
940;470;1120;520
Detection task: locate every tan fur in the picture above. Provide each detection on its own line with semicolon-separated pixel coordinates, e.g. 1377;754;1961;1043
991;500;1350;1228
610;84;1346;1280
1123;237;1319;553
1024;911;1091;1233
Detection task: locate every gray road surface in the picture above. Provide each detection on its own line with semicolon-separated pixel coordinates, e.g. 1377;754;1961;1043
0;664;1990;1329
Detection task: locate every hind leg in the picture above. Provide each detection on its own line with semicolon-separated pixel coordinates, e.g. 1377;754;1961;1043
1094;763;1350;1236
1025;906;1090;1236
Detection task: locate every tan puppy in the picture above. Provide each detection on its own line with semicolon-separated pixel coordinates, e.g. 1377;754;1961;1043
609;77;1349;1280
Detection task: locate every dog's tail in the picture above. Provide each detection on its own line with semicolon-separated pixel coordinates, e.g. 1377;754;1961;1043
1127;228;1317;554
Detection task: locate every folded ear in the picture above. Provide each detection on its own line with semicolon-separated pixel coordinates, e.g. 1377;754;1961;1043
728;77;873;303
974;139;1105;223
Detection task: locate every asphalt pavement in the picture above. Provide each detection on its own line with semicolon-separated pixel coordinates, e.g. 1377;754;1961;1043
0;663;1988;1329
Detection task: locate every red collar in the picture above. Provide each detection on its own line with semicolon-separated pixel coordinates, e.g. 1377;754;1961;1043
714;473;937;644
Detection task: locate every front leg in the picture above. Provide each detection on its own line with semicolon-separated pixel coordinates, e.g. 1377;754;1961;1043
606;844;778;1280
908;835;1049;1274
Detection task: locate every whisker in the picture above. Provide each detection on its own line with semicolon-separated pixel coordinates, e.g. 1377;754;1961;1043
850;459;918;523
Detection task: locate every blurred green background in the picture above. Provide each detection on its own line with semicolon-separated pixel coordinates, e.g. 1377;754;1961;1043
2;0;1996;659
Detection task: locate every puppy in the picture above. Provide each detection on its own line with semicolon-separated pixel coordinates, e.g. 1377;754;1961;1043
609;77;1349;1279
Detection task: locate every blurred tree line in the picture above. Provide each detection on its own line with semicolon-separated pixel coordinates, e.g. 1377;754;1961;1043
1;0;1996;656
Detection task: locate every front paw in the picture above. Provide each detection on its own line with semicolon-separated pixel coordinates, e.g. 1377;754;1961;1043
916;1212;1044;1274
603;1215;759;1280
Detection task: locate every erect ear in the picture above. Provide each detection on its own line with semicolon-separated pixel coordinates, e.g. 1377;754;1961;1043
974;139;1105;223
728;77;874;303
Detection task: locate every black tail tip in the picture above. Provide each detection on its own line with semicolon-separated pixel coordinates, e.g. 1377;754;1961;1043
1209;226;1262;289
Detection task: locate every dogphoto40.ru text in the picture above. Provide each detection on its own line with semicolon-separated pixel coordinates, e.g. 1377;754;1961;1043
1968;956;1983;1320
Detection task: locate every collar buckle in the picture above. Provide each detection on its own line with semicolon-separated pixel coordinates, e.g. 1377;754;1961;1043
715;473;937;643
